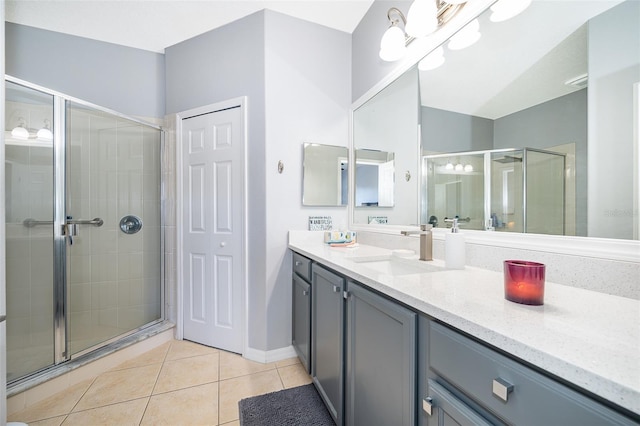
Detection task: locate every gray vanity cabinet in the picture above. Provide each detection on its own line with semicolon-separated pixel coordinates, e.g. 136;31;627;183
311;263;346;426
345;281;416;426
292;253;312;373
424;321;637;426
292;271;311;373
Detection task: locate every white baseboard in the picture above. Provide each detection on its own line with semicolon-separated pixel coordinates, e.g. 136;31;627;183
244;345;298;364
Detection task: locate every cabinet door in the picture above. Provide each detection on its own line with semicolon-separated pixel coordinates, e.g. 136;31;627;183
311;263;345;426
292;273;311;373
426;379;494;426
345;281;417;426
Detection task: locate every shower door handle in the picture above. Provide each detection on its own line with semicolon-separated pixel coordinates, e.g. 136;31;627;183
67;218;104;227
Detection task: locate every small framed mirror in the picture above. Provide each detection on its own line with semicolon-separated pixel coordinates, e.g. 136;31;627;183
302;143;348;206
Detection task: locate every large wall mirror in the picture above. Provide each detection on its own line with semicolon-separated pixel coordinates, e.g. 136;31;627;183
352;0;640;241
352;67;420;225
302;143;348;206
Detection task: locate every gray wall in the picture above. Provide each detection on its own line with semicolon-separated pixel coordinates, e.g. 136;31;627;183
166;10;351;352
587;0;640;239
263;10;351;351
5;22;165;119
165;11;269;351
351;0;412;102
421;106;494;153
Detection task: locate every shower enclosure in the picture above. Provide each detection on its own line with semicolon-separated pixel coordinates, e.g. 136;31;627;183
5;78;164;385
423;148;566;235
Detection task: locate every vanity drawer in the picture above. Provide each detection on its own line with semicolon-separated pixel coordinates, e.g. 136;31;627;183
429;321;635;426
293;252;312;282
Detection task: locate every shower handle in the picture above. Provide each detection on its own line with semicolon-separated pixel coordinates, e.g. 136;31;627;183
67;218;104;227
62;218;103;245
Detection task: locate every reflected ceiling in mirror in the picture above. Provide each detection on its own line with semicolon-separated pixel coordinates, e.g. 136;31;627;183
302;143;348;207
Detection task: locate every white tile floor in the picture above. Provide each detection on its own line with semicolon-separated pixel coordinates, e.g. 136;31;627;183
8;340;312;425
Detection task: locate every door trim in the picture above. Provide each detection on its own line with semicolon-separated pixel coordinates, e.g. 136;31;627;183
175;97;249;355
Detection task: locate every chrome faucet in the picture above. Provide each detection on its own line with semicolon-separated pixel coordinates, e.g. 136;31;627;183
400;224;433;261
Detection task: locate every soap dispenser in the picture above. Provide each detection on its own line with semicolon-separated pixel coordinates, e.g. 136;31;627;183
445;218;465;269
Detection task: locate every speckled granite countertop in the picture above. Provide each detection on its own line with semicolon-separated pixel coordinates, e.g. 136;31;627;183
289;231;640;415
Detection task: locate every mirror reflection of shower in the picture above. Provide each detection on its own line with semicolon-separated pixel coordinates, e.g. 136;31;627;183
424;148;567;235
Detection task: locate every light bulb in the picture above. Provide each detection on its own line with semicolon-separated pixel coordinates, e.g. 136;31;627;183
464;164;474;172
490;0;532;22
455;164;464;171
37;128;53;141
445;162;454;170
448;19;481;50
11;126;29;140
379;25;407;61
419;46;445;71
405;0;438;38
36;119;53;141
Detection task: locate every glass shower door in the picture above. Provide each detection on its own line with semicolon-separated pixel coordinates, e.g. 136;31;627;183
5;82;56;381
66;102;162;356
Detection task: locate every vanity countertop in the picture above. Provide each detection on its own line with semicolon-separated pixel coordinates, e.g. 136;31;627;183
288;231;640;416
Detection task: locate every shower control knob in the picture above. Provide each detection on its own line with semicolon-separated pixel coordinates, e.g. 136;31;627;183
119;215;143;234
220;242;226;247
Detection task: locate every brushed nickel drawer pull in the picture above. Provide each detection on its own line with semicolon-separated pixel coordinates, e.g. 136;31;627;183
492;378;514;402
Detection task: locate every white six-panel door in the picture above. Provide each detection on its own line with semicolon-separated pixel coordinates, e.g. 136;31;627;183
181;103;245;354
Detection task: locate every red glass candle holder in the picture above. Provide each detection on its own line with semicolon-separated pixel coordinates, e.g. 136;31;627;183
504;260;546;305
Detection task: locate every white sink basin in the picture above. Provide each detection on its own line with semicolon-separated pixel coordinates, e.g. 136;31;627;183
353;257;445;276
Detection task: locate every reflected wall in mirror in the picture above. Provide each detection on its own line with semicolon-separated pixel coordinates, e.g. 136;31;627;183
352;66;419;226
412;0;638;240
302;143;348;207
355;149;395;208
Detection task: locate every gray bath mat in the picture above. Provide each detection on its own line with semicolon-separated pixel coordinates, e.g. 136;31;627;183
238;384;335;426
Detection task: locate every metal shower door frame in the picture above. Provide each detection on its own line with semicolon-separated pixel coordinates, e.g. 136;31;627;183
6;75;166;375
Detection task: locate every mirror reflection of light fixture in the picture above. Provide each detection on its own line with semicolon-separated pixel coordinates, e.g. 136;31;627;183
380;0;467;62
448;18;481;50
419;46;446;70
490;0;532;22
11;117;30;140
37;119;53;141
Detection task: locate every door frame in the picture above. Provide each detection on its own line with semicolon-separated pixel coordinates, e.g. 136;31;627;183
175;97;248;355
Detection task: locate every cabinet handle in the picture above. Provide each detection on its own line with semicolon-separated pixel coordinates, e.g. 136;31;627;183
492;378;514;402
332;285;341;293
422;397;433;416
302;290;309;296
295;261;303;266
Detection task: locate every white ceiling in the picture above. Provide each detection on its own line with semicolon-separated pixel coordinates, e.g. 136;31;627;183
5;0;375;53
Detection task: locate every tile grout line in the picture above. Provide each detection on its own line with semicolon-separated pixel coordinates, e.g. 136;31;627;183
139;340;173;424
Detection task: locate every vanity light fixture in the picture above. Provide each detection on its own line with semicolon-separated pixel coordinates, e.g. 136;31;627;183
445;161;454;170
379;8;410;61
11;117;30;140
489;0;532;22
464;164;474;172
37;119;53;141
380;0;467;62
455;163;464;171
